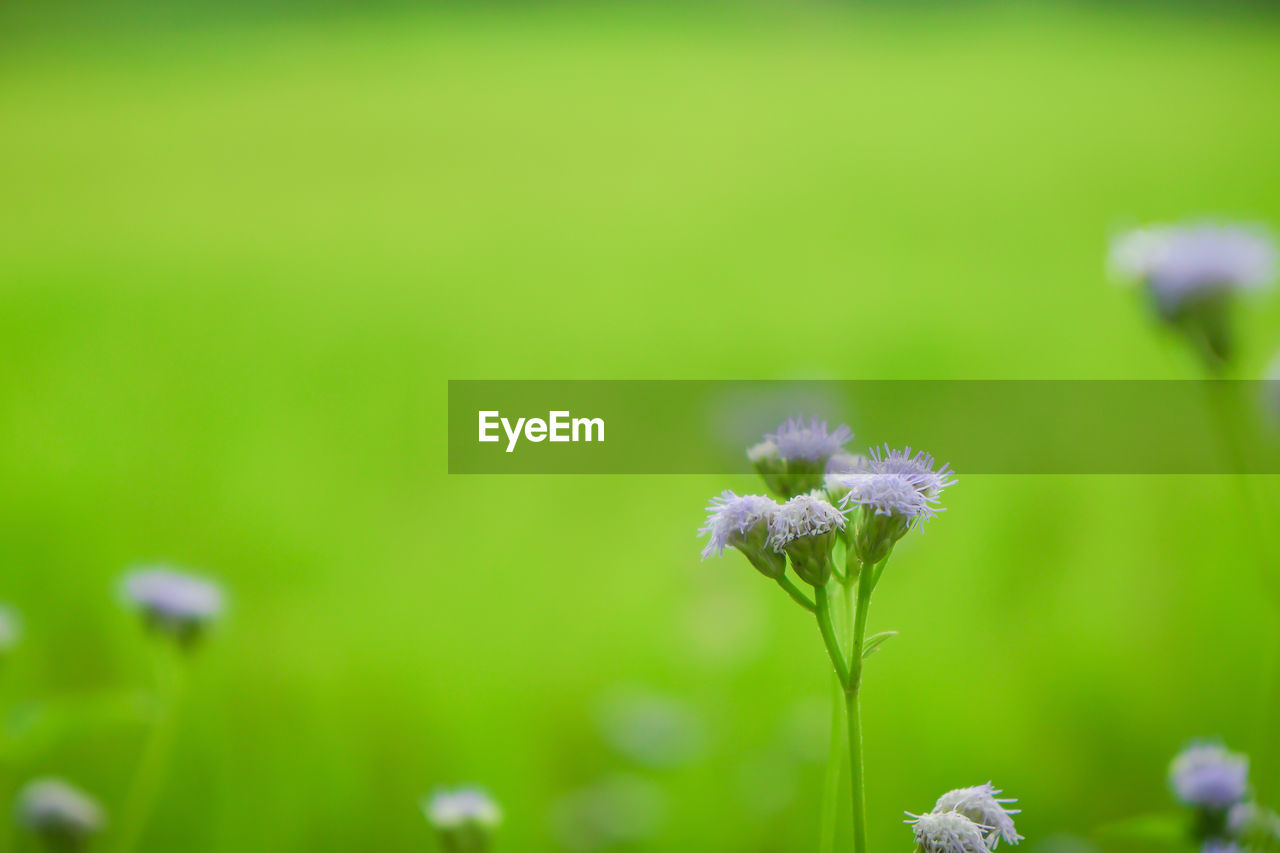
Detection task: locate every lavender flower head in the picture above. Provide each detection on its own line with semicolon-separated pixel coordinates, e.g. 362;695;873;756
16;778;105;843
831;445;955;520
419;783;499;829
0;603;20;654
699;492;778;559
1170;742;1249;809
1110;223;1276;317
830;446;955;563
769;417;854;462
698;491;785;578
934;783;1023;848
751;417;853;497
907;810;993;853
122;568;224;643
767;493;845;586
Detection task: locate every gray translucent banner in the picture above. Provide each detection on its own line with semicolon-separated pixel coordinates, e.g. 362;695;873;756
447;381;1280;474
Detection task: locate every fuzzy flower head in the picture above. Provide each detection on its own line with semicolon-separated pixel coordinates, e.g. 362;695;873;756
767;493;845;586
15;778;105;845
907;810;993;853
1170;742;1250;810
0;603;20;655
698;491;785;578
751;418;853;498
424;787;501;851
770;417;854;463
1111;223;1277;368
934;783;1023;848
122;568;225;646
1110;224;1276;314
830;445;955;563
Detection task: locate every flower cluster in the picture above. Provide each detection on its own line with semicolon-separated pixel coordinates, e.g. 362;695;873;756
1168;742;1280;852
908;783;1021;853
699;415;977;853
700;418;955;590
423;787;502;852
1110;222;1277;368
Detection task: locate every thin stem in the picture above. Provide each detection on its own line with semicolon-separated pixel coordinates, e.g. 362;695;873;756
845;560;877;853
845;688;866;853
776;574;816;613
115;649;186;853
814;586;849;688
817;677;845;853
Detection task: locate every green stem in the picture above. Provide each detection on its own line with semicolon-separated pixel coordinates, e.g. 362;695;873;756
115;651;186;853
776;575;817;613
845;561;876;853
817;677;846;853
814;586;849;687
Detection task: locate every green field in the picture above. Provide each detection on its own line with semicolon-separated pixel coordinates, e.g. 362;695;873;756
2;3;1279;851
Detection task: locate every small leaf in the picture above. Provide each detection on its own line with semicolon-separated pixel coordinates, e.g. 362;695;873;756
862;631;898;659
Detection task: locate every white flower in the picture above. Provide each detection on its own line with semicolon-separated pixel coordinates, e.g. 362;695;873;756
1169;742;1249;809
16;778;105;840
766;493;845;550
767;417;853;462
934;783;1023;848
698;492;778;559
907;810;993;853
1110;223;1276;316
424;787;502;830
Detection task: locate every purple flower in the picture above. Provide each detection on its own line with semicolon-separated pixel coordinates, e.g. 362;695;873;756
1170;742;1249;809
830;446;954;521
1110;223;1276;317
698;492;779;560
122;568;224;643
768;417;853;462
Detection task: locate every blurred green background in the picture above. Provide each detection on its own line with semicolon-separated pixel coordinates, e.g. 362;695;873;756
2;2;1279;851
